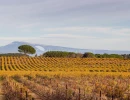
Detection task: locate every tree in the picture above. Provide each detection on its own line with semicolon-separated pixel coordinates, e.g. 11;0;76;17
18;45;36;55
83;52;95;58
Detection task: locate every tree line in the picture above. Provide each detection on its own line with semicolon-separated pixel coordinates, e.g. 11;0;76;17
43;51;83;58
0;53;28;57
42;51;125;59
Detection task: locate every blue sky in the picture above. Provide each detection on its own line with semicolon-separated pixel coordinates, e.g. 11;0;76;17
0;0;130;50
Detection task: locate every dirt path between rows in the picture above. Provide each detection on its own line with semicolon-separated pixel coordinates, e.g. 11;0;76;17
0;82;5;100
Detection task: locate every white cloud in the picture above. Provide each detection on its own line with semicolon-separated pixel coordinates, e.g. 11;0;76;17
41;33;98;39
43;27;110;32
42;27;130;37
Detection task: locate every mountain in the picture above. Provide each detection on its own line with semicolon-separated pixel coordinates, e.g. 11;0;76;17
0;41;130;55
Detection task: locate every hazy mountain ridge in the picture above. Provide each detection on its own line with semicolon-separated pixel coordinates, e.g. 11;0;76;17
0;41;129;55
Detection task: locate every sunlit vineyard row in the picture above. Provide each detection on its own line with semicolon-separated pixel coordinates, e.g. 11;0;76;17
0;57;130;72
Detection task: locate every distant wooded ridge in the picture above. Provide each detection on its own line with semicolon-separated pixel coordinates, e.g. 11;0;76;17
0;51;129;59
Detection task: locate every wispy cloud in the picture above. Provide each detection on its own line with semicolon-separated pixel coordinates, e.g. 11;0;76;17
0;34;130;50
41;33;98;39
0;37;37;40
42;27;130;37
0;0;130;50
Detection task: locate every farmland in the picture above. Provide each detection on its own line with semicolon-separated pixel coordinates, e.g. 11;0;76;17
0;57;130;100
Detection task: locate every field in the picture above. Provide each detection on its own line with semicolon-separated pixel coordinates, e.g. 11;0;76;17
0;57;130;100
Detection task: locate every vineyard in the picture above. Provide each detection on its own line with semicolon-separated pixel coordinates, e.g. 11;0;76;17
0;57;130;72
0;57;130;100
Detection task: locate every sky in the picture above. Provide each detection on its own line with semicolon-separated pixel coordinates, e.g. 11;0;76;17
0;0;130;50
